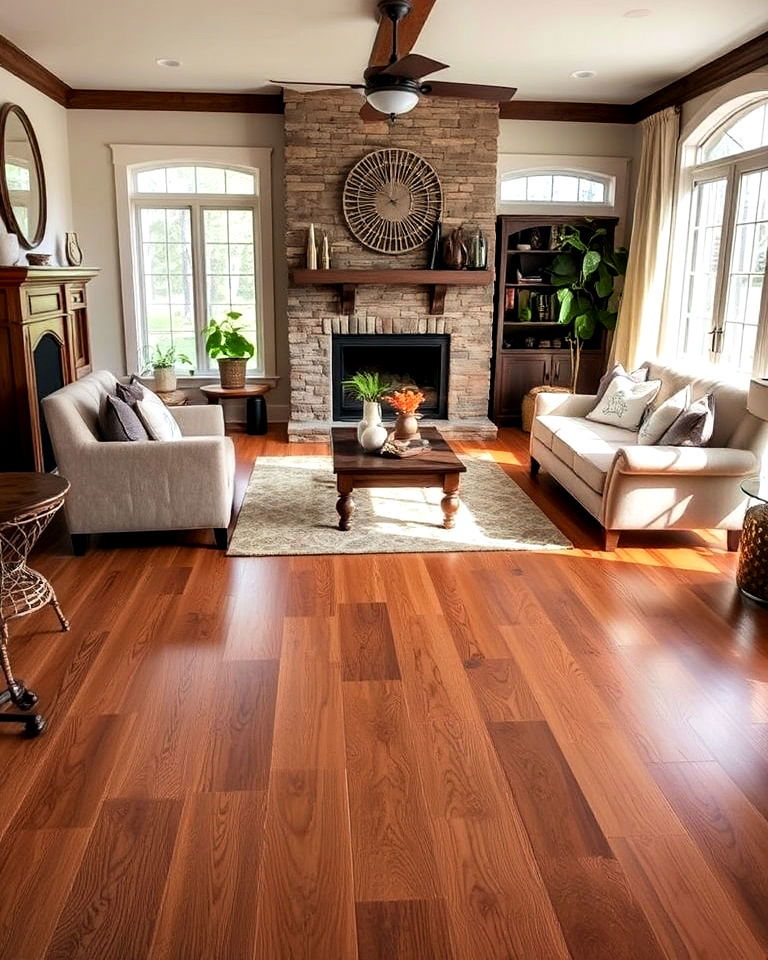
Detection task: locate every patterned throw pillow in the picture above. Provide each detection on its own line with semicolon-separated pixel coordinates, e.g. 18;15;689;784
637;385;691;445
99;395;149;442
594;363;649;403
586;376;662;430
135;397;182;441
658;393;715;447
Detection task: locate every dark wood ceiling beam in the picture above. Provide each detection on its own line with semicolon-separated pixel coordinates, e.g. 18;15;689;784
501;101;634;124
0;34;70;105
632;29;768;121
368;0;438;70
66;90;284;113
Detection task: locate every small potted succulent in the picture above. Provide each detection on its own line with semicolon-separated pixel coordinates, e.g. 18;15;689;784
149;343;192;393
203;311;255;389
341;370;391;451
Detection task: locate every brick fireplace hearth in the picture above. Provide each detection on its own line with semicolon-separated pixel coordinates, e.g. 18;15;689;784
285;89;499;441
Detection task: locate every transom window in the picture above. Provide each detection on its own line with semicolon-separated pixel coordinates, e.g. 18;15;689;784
500;171;610;205
674;96;768;376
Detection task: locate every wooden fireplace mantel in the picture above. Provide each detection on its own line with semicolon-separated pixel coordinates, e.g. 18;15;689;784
291;268;494;316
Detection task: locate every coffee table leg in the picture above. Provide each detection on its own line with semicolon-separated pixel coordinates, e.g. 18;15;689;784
336;477;355;531
441;474;460;529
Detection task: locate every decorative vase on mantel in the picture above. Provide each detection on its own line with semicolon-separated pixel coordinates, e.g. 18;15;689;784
0;228;19;266
358;401;387;452
442;225;468;270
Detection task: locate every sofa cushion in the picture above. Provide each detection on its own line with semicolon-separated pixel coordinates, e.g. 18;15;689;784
586;376;661;430
571;449;619;494
638;385;691;445
595;363;649;402
115;378;144;405
534;415;637;450
658;393;715;447
99;395;149;442
550;423;629;493
135;397;183;441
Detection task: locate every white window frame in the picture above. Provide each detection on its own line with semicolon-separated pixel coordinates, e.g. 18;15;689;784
665;92;768;377
497;154;629;224
112;144;276;380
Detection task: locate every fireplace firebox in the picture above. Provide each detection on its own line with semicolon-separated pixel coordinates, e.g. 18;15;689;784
332;334;449;421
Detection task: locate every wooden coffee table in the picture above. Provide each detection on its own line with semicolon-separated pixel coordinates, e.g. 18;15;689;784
331;426;466;531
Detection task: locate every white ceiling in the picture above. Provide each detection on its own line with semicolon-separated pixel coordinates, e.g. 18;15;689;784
1;0;767;103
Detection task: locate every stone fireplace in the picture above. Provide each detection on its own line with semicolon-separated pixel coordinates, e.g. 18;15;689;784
284;89;499;441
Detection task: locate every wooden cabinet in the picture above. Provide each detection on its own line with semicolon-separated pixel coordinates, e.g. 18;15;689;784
490;215;616;424
0;266;98;472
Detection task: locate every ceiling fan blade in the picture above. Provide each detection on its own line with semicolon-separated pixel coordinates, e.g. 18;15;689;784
368;0;438;70
269;80;365;89
380;53;448;79
360;102;389;122
421;81;517;101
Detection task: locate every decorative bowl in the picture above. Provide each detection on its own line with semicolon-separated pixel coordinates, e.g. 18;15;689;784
516;243;532;251
27;253;52;266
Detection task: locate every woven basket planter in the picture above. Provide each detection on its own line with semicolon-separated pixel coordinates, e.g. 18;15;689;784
521;385;571;433
217;358;247;389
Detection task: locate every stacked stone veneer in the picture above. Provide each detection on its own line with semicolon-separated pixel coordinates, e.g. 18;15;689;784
285;89;499;441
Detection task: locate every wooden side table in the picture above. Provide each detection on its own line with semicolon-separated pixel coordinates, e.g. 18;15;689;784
200;383;270;435
0;473;70;736
156;389;189;408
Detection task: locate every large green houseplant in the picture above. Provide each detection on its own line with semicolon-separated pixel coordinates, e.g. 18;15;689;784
203;311;255;388
549;223;628;391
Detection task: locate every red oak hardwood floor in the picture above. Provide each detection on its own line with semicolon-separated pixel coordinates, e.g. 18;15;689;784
1;426;767;960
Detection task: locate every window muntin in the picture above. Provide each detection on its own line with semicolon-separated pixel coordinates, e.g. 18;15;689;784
699;101;768;164
500;171;609;205
129;163;261;374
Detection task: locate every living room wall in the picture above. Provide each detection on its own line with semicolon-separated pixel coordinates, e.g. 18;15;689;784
65;109;290;418
0;66;74;264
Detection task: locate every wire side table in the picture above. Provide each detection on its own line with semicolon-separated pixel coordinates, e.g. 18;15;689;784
0;473;70;737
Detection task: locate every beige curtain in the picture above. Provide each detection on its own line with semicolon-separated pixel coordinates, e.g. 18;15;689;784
611;106;680;369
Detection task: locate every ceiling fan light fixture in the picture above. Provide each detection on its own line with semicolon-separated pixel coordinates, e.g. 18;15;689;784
366;88;420;115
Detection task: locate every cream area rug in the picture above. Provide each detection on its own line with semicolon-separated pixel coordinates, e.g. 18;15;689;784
228;455;572;557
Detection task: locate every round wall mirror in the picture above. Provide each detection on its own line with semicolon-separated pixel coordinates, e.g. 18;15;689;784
0;103;47;249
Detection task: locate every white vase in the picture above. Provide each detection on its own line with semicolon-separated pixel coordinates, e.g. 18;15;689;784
0;230;19;266
154;366;177;392
361;420;388;452
357;400;381;443
357;400;387;451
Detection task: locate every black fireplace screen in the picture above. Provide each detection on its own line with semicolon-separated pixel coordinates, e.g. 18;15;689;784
34;333;66;471
332;334;449;421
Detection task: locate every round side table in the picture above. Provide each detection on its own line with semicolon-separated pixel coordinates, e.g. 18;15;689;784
200;383;270;435
737;476;768;605
0;473;70;737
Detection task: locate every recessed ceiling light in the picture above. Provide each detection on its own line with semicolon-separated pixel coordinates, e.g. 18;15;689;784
156;58;181;68
623;8;651;16
571;70;596;79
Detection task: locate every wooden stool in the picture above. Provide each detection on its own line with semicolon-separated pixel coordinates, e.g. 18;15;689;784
0;473;70;737
200;384;270;435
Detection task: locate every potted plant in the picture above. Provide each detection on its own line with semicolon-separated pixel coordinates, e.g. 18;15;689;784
341;371;392;450
148;343;192;393
385;388;426;441
203;311;255;389
549;222;628;391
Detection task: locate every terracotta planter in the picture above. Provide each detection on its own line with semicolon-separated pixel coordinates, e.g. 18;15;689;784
153;366;177;393
394;413;421;441
217;357;247;388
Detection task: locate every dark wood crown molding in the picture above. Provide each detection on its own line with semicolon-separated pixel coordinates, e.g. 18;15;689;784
500;101;634;123
632;30;768;121
0;34;70;105
66;90;284;113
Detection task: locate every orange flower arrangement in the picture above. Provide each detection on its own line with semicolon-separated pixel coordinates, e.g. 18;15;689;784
384;388;425;415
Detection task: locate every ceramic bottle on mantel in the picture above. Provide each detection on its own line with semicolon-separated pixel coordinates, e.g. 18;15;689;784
321;231;331;269
442;225;467;270
306;223;318;269
0;227;19;266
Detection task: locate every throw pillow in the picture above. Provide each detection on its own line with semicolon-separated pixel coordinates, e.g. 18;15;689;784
637;385;691;446
133;376;167;410
135;397;182;441
586;376;662;431
99;395;149;442
115;378;144;405
595;363;649;402
658;393;715;447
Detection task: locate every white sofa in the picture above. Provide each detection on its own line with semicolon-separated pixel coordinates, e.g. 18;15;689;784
529;361;767;550
42;371;236;553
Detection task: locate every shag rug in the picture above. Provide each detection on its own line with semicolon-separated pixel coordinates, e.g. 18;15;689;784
228;455;572;557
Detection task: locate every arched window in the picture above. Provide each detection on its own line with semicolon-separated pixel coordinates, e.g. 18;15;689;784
500;170;611;205
672;95;768;375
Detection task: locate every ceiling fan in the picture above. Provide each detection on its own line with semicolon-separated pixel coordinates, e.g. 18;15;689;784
270;0;517;122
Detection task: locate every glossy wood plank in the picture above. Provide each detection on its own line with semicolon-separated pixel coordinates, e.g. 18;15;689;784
343;680;439;901
339;602;400;681
44;798;182;960
148;791;267;960
489;720;612;859
355;900;455;960
253;769;358;960
465;657;543;722
538;856;666;960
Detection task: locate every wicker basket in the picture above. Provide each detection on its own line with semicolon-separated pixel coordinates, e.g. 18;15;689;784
217;358;247;389
521;385;571;433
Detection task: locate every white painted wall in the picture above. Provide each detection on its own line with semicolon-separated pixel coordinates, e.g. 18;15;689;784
0;66;73;264
66;109;289;416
